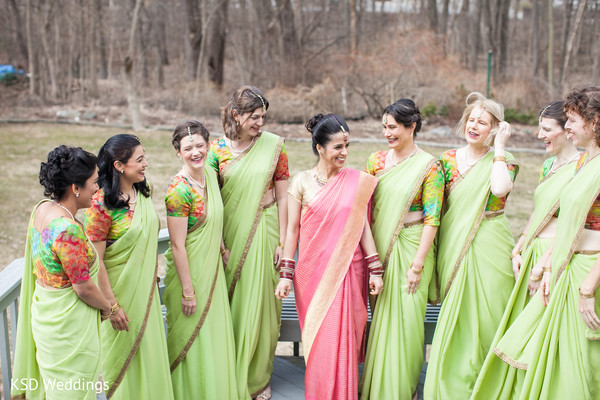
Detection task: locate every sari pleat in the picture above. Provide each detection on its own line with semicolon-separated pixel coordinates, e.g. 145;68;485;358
164;167;238;399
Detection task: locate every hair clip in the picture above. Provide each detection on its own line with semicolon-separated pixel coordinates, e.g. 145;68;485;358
187;126;193;141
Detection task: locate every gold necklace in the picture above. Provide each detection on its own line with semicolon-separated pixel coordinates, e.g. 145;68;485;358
391;145;419;166
313;168;331;187
550;152;580;174
230;137;255;154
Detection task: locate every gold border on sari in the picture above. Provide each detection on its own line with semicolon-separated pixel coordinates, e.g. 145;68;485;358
227;137;283;299
219;135;260;181
492;348;528;370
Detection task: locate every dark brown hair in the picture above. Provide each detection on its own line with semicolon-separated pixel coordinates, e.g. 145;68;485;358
172;120;210;151
221;86;269;140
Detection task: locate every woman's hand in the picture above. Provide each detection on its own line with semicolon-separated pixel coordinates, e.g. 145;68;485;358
579;294;600;331
109;308;130;332
221;249;230;268
369;275;383;295
181;295;197;317
528;263;543;296
273;246;283;269
407;261;424;295
494;121;511;149
539;271;552;306
274;279;292;299
511;253;523;279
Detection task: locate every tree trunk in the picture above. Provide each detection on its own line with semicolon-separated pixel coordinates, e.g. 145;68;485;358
469;0;481;72
125;0;144;131
8;0;29;65
89;0;99;98
184;0;202;80
558;0;573;83
39;1;59;99
425;0;438;32
531;0;540;76
26;0;37;95
205;0;229;86
96;0;108;79
275;0;300;84
349;0;357;53
559;0;587;87
496;0;510;77
547;0;554;94
592;11;600;82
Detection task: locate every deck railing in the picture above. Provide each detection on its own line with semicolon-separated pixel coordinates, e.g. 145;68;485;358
0;228;439;399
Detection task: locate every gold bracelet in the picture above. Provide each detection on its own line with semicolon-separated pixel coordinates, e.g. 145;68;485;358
519;233;526;238
510;252;521;260
110;302;121;315
542;266;552;273
529;272;542;282
182;292;196;301
278;241;284;250
579;288;596;299
220;247;227;256
410;265;423;274
493;156;506;163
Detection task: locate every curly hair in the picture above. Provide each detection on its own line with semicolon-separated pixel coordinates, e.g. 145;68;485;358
221;86;269;140
39;145;97;200
564;85;600;147
97;134;150;209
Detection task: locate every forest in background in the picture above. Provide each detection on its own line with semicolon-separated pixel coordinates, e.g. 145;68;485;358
1;0;599;127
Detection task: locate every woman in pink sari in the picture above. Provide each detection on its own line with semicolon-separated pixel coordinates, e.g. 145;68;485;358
275;113;383;400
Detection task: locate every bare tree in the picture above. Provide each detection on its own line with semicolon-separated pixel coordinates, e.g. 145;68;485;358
125;0;143;131
560;0;588;87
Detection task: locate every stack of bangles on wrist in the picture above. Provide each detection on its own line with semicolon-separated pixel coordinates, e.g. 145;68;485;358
365;253;384;277
579;288;596;299
529;271;542;282
102;302;121;319
220;247;227;256
280;258;296;281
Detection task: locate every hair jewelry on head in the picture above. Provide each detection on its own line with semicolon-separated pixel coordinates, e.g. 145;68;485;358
383;114;388;125
331;114;348;142
187;126;193;141
250;90;267;111
539;104;552;125
476;108;484;119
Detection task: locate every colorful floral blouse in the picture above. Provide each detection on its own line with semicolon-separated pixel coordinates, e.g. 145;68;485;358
440;149;518;211
365;151;444;226
206;136;289;189
165;175;205;230
32;217;93;288
576;152;600;231
84;189;134;245
539;157;555;183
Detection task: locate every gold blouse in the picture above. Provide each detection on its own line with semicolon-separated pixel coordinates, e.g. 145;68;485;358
288;169;327;211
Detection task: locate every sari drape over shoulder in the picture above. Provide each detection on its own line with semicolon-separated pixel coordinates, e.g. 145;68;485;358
293;168;377;400
424;152;517;400
163;167;239;399
12;200;102;400
360;152;438;400
217;132;284;398
96;193;173;400
493;153;600;399
471;158;576;399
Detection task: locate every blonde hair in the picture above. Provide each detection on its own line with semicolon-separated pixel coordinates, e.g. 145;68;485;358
455;92;505;147
221;86;269;140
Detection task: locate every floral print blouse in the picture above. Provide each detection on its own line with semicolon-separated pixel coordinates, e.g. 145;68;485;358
84;189;134;245
165;175;205;230
365;150;444;226
32;217;93;288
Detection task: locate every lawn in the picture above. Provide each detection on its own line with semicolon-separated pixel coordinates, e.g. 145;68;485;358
0;122;544;269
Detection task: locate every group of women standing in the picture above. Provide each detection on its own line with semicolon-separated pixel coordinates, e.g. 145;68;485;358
10;83;600;400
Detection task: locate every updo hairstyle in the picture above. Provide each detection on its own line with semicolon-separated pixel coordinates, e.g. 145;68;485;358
455;92;504;146
39;145;97;200
383;99;423;137
97;134;150;209
221;86;269;140
172;120;211;151
305;113;350;156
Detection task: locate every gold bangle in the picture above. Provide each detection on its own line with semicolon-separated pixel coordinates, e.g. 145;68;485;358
182;292;195;301
493;156;506;163
278;241;284;250
519;233;526;238
529;272;542;282
579;288;596;298
510;252;521;260
220;247;227;256
410;266;423;274
542;266;552;273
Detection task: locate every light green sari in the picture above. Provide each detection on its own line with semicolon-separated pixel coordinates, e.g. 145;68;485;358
163;167;239;399
99;192;173;399
12;200;101;400
424;152;517;400
493;153;600;399
471;157;576;399
218;132;284;398
360;152;437;399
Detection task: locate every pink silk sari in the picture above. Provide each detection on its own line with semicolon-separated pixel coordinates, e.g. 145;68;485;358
294;168;378;400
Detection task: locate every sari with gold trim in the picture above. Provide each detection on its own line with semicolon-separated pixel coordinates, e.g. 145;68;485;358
163;167;238;399
94;192;173;400
360;152;438;399
12;200;101;400
424;151;517;400
215;131;284;398
492;153;600;399
471;158;576;399
293;168;378;400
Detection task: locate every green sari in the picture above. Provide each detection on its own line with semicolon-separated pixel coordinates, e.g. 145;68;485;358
12;200;102;400
493;153;600;399
99;192;173;399
471;157;576;399
360;152;437;399
424;152;517;400
218;132;284;398
163;167;239;399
